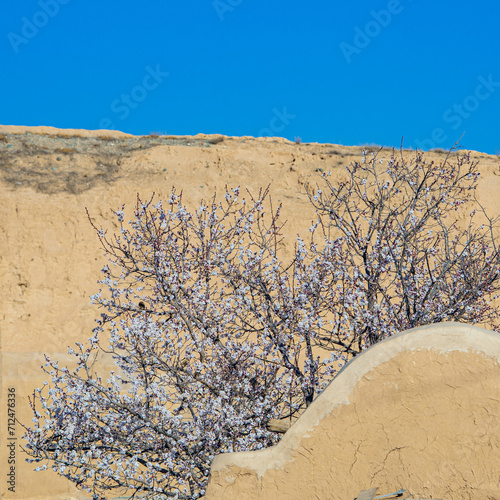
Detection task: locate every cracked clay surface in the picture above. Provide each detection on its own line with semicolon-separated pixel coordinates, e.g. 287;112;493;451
206;326;500;500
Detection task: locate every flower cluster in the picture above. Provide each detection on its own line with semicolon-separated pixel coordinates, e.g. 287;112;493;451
23;150;500;499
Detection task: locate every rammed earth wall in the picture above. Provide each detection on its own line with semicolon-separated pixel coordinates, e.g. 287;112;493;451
1;126;500;499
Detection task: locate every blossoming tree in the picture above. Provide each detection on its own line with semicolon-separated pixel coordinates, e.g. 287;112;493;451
23;148;500;499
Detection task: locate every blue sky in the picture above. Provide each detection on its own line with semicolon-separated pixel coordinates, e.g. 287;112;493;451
1;0;499;153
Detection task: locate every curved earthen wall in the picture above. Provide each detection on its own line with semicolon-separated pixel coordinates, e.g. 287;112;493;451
206;323;500;500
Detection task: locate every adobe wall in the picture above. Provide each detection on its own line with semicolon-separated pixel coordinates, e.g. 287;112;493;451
1;126;499;499
205;323;500;500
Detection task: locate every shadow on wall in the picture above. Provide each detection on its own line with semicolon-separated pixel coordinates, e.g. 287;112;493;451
206;322;500;500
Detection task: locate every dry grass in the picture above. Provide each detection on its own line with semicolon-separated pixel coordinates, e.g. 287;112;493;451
208;136;225;145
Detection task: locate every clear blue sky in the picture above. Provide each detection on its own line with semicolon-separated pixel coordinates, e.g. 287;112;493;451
1;0;499;153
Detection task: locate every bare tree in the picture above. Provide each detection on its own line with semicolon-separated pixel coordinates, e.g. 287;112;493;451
23;148;500;499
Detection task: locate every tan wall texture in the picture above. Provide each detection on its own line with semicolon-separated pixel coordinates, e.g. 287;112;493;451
205;323;500;500
1;126;500;499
